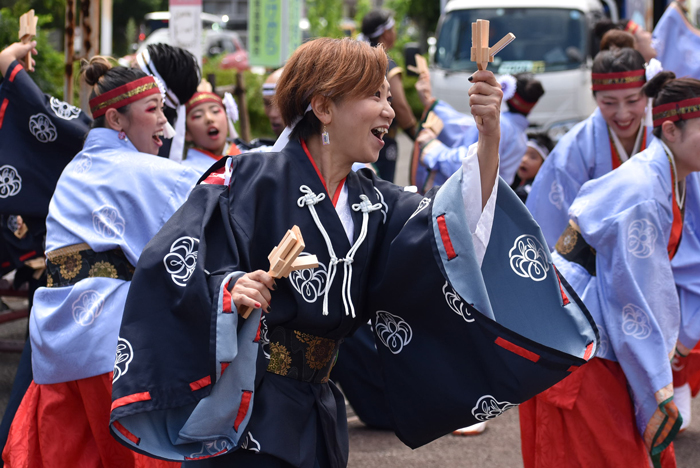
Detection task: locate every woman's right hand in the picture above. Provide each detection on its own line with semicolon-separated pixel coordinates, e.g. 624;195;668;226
230;270;275;314
0;41;37;77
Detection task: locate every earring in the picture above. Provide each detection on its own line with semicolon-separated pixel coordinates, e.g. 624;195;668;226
118;131;126;140
322;126;330;146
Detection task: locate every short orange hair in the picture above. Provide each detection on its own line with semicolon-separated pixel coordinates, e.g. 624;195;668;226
276;37;388;141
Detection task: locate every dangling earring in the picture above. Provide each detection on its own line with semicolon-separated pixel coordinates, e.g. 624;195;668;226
118;131;126;140
322;126;330;145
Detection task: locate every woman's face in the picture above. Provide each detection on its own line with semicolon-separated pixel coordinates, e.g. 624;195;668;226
595;88;647;141
120;94;167;155
185;102;229;155
379;26;397;50
669;118;700;178
634;29;657;62
327;78;395;165
517;146;544;181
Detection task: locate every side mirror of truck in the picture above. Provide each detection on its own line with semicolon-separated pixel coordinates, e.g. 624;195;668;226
404;42;420;77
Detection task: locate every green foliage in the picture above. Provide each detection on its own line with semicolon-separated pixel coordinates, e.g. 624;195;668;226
0;5;65;98
202;55;273;140
306;0;343;39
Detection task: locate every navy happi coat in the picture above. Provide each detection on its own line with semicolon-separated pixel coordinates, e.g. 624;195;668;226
110;139;598;467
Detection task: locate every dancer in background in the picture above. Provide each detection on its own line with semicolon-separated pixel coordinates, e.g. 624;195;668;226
594;17;657;62
653;1;700;80
511;133;554;203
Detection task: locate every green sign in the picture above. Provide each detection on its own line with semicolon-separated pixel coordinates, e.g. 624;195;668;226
249;0;302;67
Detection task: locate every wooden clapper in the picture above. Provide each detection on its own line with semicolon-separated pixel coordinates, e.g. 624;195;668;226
238;226;319;318
471;19;515;124
19;10;38;72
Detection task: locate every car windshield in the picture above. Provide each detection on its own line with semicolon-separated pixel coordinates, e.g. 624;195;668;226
435;8;588;73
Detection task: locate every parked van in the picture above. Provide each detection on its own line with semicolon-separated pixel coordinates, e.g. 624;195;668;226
430;0;616;139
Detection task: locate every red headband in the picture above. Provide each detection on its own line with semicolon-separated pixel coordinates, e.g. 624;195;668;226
89;76;160;118
592;69;646;91
186;92;224;115
507;92;537;115
652;98;700;127
625;20;640;34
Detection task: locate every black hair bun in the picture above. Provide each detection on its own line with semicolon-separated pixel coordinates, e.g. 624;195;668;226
643;71;676;99
81;56;113;87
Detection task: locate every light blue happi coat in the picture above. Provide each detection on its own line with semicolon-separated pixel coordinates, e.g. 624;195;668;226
671;172;700;351
553;138;688;438
653;4;700;79
182;147;223;175
527;108;654;248
417;100;528;189
30;128;201;384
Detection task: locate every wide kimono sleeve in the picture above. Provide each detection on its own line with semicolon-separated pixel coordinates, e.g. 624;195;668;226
0;60;91;218
652;3;700;79
574;191;681;457
365;150;599;448
429;99;479;148
109;158;265;461
496;113;528;186
526;121;593;248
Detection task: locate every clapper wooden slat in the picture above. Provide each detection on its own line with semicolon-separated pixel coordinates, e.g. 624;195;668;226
19;10;38;72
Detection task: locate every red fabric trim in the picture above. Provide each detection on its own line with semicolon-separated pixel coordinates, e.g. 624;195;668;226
8;64;22;83
584;342;594;361
222;282;233;313
89;76;160;118
226;144;241;156
233;390;253;432
609;136;622;170
301;139;330;195
18;251;37;262
625;20;640;34
591;69;645;91
667;157;684;260
555;271;571;306
186;92;224;115
189;375;212;392
110;391;152;412
495;337;541;363
201;166;227;185
436;215;457;260
0;261;10;268
221;362;230;374
0;98;9;130
185;449;228;460
653;98;700;127
331;178;346;208
255;320;262;343
113;420;140;445
507;92;536;115
567;365;579;373
194;148;224;161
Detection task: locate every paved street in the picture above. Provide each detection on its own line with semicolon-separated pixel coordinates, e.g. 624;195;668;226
1;136;699;466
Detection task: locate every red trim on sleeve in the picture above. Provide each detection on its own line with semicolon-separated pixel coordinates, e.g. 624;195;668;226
567;365;579;373
201;167;227;185
0;261;10;268
0;99;9;130
222;283;233;313
254;320;262;343
18;251;37;262
8;64;22;83
110;391;152;412
495;337;541;363
221;362;230;375
584;342;594;361
113;421;140;445
436;215;457;260
189;375;212;392
233;390;253;432
555;271;570;306
185;449;228;460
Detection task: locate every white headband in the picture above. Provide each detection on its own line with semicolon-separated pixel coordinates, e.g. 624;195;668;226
527;140;550;160
358;16;395;43
262;83;276;97
136;49;180;109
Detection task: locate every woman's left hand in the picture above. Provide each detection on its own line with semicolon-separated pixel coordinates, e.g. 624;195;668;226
468;70;502;141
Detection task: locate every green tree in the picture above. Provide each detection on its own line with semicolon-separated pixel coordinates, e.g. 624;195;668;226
306;0;344;39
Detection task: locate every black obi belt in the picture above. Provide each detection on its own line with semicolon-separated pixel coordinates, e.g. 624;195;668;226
266;326;342;384
555;223;597;277
46;243;135;288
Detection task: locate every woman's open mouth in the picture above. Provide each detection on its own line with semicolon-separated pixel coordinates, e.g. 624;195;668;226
371;126;388;143
152;130;164;147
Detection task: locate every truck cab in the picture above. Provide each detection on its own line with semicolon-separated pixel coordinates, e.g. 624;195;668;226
431;0;613;139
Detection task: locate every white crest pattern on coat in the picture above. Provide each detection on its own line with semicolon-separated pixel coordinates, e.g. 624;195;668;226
409;197;431;220
442;281;474;323
259;315;270;359
113;337;133;383
375;310;413;354
548;181;564;210
6;215;19;233
0;165;22;198
73;155;92;174
49;97;81;120
509;235;550;281
471;395;518;422
71;290;105;326
569;199;589;218
240;432;261;452
163;236;200;286
289;253;327;303
28;113;58;143
374;187;388;224
188;440;229;459
92;205;126;239
627;219;657;258
621;303;652;339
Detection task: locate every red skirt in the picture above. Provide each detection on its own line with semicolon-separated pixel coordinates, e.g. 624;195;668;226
520;358;676;468
2;373;179;468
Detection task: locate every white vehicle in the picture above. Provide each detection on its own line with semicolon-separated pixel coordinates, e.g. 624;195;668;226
430;0;618;139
